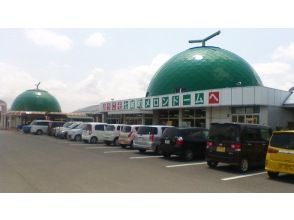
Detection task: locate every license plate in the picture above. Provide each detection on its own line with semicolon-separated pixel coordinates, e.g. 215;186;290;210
216;146;225;153
165;140;170;144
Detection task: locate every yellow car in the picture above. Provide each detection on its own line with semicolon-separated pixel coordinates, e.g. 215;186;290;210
265;130;294;178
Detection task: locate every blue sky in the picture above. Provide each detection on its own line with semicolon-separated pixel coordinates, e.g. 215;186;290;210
1;29;294;112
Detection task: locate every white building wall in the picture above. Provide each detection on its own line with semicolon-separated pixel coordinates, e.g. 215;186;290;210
267;106;294;129
206;106;231;129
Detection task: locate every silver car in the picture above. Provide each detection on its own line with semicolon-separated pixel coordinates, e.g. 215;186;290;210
133;125;173;153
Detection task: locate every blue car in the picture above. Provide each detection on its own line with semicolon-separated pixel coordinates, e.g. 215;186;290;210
22;125;31;134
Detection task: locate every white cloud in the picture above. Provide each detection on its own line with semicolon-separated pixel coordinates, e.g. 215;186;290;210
253;61;294;90
0;54;170;112
25;29;72;51
272;43;294;61
85;33;106;47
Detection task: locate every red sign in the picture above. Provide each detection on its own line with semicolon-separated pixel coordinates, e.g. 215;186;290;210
106;103;111;111
117;101;122;110
112;102;117;110
209;91;220;104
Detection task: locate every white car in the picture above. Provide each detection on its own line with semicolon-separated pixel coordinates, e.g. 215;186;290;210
82;122;107;144
56;122;82;139
67;123;86;141
103;124;125;146
30;120;51;135
118;124;143;148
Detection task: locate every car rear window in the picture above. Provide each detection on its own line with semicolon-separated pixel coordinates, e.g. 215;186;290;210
106;125;115;131
122;126;131;132
137;126;158;135
270;133;294;149
162;127;179;138
209;124;239;141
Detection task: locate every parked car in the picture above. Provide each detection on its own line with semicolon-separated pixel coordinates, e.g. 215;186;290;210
22;125;32;134
53;122;74;137
159;127;208;161
134;125;173;153
206;123;272;172
82;122;107;144
30;120;51;135
265;130;294;178
103;124;125;146
58;122;83;139
67;123;87;141
48;121;65;136
118;125;142;148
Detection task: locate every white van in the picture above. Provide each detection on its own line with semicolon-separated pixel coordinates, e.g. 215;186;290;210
103;124;125;146
30;120;51;135
82;122;107;144
118;124;142;148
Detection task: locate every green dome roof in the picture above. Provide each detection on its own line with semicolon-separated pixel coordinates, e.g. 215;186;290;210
10;89;61;112
146;46;263;96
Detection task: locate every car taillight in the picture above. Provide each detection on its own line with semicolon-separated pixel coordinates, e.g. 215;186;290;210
267;147;279;154
149;133;154;142
176;137;184;146
128;131;133;138
207;141;213;149
231;143;241;152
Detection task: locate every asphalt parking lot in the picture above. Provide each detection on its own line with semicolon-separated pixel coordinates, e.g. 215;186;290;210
0;130;293;193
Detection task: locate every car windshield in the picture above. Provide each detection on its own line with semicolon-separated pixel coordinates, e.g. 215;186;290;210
106;125;115;131
63;122;73;127
122;126;131;132
209;124;239;141
76;123;86;129
270;133;294;149
69;123;80;129
137;126;158;135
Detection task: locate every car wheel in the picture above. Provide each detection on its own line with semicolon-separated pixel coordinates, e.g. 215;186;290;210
105;141;111;146
207;161;218;168
36;130;43;135
163;152;171;158
74;135;81;142
90;137;98;144
267;171;279;179
155;146;162;154
239;158;249;173
121;144;126;149
113;138;119;146
182;149;194;161
139;149;146;153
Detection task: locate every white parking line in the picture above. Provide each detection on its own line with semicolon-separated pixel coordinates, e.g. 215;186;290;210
221;172;267;181
165;162;207;168
130;155;164;159
85;146;117;149
104;150;138;154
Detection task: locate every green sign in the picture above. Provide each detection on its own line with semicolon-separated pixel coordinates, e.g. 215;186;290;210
123;101;129;109
130;100;135;109
183;94;191;106
153;98;159;107
162;96;169;107
172;95;179;106
137;99;142;109
145;99;151;108
195;92;204;104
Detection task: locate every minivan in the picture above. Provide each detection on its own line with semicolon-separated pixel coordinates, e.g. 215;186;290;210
118;125;142;148
30;120;51;135
206;123;272;172
159;127;208;161
82;122;107;144
103;124;125;146
265;130;294;178
133;125;173;153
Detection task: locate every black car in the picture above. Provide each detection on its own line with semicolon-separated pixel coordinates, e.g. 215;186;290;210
159;127;208;161
206;123;272;172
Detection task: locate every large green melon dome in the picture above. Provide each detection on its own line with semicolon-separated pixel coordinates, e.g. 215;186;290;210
10;89;61;112
146;46;263;96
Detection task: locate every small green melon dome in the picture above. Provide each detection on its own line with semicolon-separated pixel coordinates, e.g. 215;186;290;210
10;89;61;112
146;46;263;96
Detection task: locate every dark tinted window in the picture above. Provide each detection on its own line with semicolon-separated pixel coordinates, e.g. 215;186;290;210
95;125;105;131
260;128;272;141
243;127;261;141
162;127;179;138
270;133;294;149
186;130;207;140
117;126;121;131
122;126;131;132
209;124;239;141
37;122;49;126
137;126;158;135
106;125;115;131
